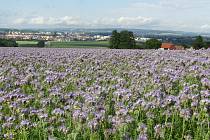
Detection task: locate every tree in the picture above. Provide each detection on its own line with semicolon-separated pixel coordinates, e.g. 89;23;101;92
37;40;45;48
193;36;206;50
119;30;136;49
109;30;136;49
145;39;162;49
0;39;18;47
182;44;191;49
109;30;120;49
128;31;136;49
205;41;210;49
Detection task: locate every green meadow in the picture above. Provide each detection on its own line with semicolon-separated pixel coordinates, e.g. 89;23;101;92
46;41;110;48
16;41;39;47
16;40;110;48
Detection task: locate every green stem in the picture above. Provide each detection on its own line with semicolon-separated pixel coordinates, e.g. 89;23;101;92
182;119;185;139
169;114;174;140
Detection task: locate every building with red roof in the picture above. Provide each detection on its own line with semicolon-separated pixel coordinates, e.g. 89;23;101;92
161;43;176;50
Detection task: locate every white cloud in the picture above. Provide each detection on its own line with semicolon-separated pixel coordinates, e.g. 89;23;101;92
14;16;81;26
117;16;153;26
60;16;81;26
201;24;210;29
14;16;154;28
29;17;45;25
92;16;154;28
116;0;210;32
14;18;27;24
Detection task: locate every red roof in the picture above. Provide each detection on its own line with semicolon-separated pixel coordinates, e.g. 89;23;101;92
161;43;176;50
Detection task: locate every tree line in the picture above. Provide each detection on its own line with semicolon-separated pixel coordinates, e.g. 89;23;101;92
192;36;209;50
109;30;162;49
0;39;18;47
109;30;209;50
0;39;45;47
109;30;136;49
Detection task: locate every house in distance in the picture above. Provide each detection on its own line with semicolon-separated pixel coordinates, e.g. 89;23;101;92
161;43;176;50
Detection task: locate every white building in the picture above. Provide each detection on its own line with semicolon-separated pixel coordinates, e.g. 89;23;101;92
135;37;151;42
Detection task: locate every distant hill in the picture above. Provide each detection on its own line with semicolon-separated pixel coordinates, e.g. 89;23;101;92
0;28;210;37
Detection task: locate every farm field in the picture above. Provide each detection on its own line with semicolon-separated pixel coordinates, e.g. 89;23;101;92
46;41;109;48
16;41;38;45
0;48;210;139
16;41;39;47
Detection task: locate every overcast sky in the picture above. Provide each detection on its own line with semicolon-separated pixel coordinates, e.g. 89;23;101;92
1;0;210;32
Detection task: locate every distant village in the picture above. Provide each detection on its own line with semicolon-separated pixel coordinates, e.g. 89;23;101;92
0;31;111;42
1;30;210;50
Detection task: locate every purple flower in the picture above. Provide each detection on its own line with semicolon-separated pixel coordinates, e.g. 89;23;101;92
2;123;13;129
52;108;64;116
3;133;14;139
20;120;30;127
58;125;68;134
138;134;148;140
138;123;147;134
0;97;4;103
201;78;210;87
154;124;164;138
180;109;192;120
88;119;98;131
38;113;48;119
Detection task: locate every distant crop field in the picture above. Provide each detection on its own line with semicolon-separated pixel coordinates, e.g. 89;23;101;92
46;41;109;48
16;41;38;47
16;41;38;45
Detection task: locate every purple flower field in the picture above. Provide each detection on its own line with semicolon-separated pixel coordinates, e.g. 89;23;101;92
0;48;210;140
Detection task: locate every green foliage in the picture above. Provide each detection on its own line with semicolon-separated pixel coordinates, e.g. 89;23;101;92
64;83;76;92
17;40;45;47
37;40;45;48
17;40;39;47
134;44;144;49
47;41;109;48
119;30;136;49
109;30;120;49
145;39;162;49
192;36;206;50
0;39;18;47
16;40;109;48
182;44;191;49
16;41;38;45
205;41;210;49
109;30;136;49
